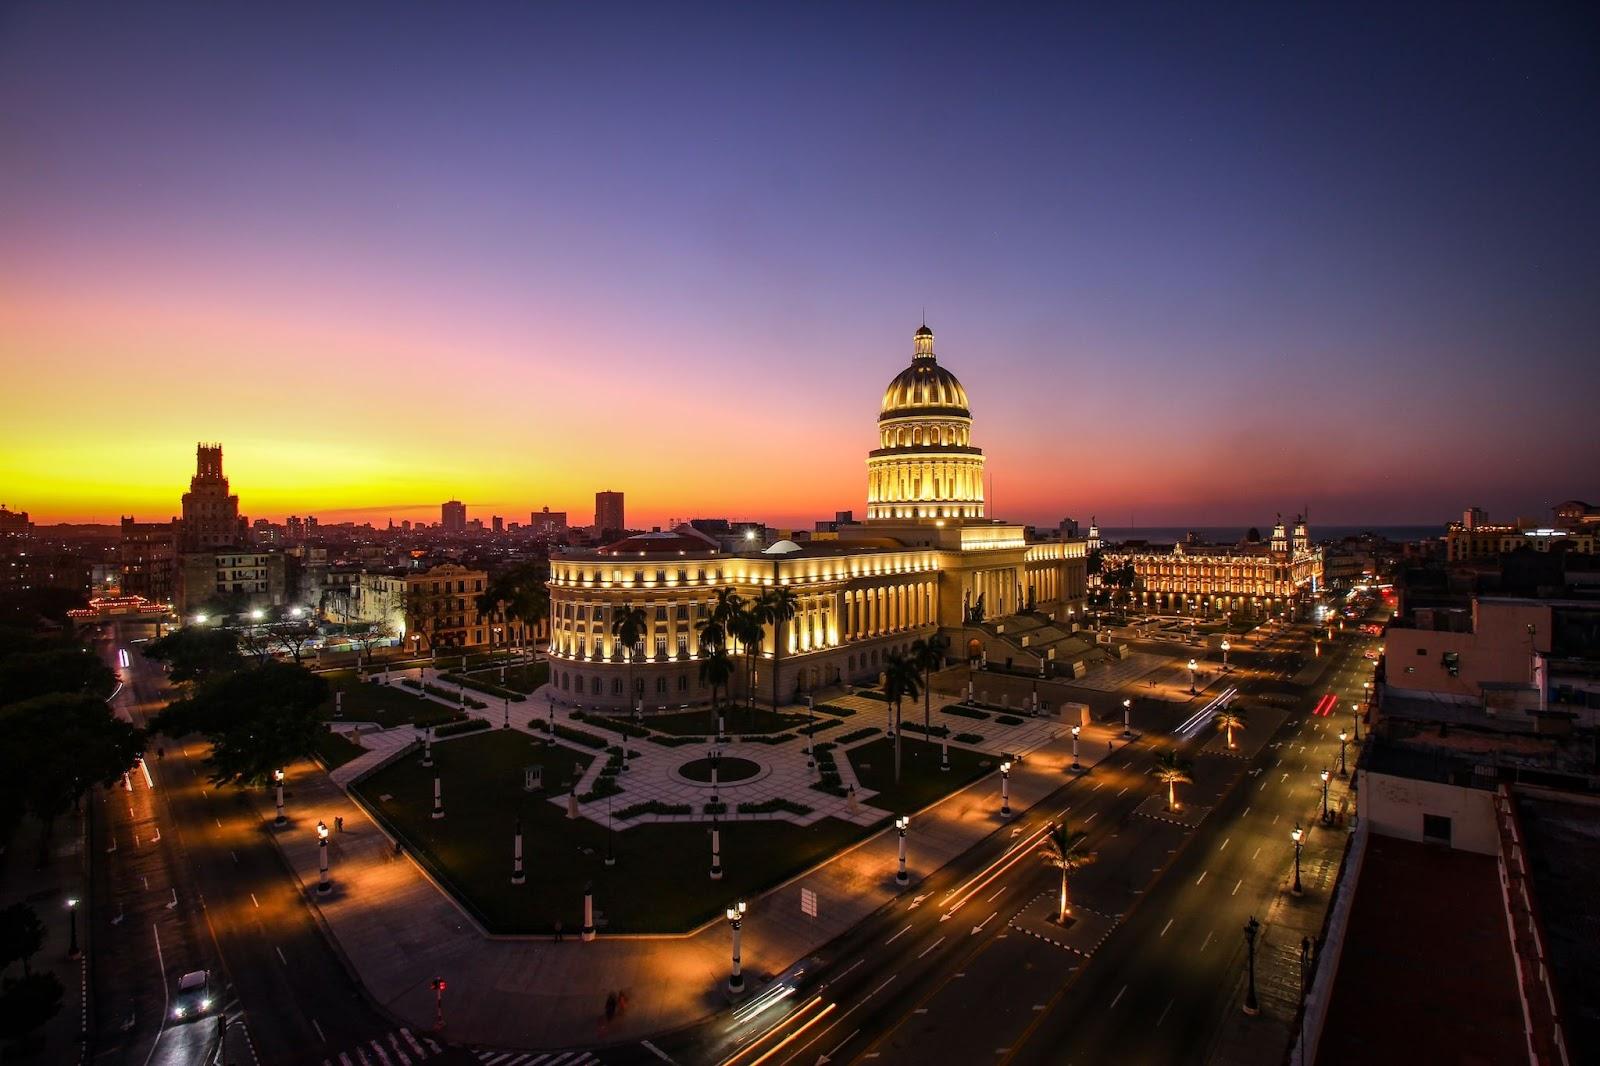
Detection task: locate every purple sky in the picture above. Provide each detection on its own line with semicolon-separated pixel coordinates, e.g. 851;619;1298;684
2;2;1595;528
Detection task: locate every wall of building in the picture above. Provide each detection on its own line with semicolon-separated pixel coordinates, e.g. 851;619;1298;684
1359;771;1499;854
1385;601;1551;701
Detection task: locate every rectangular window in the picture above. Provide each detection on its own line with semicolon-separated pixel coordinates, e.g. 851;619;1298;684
1422;814;1452;846
654;636;667;659
656;605;668;621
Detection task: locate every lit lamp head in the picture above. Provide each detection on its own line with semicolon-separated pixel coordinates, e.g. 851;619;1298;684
1339;730;1348;743
726;900;747;922
290;606;304;619
1292;824;1303;844
317;820;329;841
1320;769;1330;784
66;897;79;910
1000;760;1011;774
194;614;209;625
1122;698;1132;709
896;815;909;832
273;768;285;784
1221;640;1230;651
1187;658;1197;670
1071;724;1081;737
250;609;264;621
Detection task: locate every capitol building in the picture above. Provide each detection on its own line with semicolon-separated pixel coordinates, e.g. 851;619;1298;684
545;325;1092;710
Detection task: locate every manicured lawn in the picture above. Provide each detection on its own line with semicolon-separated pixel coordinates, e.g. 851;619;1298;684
319;669;463;728
605;706;812;737
352;730;881;933
847;737;995;816
313;727;367;769
462;660;549;694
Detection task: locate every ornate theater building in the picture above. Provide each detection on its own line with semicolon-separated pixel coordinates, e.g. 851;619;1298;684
1103;516;1324;616
546;325;1091;709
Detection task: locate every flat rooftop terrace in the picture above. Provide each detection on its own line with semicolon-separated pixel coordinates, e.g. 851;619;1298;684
1317;834;1525;1066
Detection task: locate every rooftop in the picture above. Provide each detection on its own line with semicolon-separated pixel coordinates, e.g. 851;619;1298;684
1317;834;1526;1066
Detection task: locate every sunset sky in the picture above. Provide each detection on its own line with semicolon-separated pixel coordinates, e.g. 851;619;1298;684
2;3;1595;530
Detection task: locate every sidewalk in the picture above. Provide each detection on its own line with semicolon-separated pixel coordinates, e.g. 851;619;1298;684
0;811;89;1064
271;698;1130;1051
1206;748;1359;1066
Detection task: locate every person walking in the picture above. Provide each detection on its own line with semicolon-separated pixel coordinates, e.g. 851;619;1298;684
554;919;564;942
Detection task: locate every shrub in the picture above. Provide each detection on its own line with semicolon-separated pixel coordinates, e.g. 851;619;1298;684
995;715;1024;726
528;718;609;749
813;703;857;718
646;734;703;748
837;727;882;744
943;704;990;720
854;690;892;702
615;800;691;820
703;801;728;816
579;776;623;802
737;798;813;816
433;718;491;738
901;721;950;739
743;733;797;745
954;732;985;745
578;711;651;738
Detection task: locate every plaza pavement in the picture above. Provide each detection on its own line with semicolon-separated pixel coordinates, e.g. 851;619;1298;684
272;676;1141;1052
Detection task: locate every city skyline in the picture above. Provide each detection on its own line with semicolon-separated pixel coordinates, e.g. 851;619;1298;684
3;4;1595;528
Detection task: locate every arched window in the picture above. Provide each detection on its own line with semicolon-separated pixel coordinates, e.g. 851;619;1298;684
678;674;688;691
590;676;601;695
611;678;623;695
656;676;667;694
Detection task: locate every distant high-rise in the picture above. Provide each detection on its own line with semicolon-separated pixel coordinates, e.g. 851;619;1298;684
492;515;504;534
595;491;625;537
530;507;568;537
178;443;241;551
442;500;467;532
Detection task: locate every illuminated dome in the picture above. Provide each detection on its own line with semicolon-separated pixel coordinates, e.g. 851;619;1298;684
879;326;971;418
866;324;986;520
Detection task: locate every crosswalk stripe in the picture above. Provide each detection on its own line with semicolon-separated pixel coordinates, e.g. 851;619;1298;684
356;1049;374;1066
386;1032;413;1065
481;1056;508;1065
369;1040;394;1066
400;1030;427;1057
339;1055;355;1066
424;1038;442;1053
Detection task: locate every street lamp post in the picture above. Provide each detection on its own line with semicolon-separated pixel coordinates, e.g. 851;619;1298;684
1070;725;1082;772
1221;639;1230;672
316;820;332;894
895;815;910;886
709;817;722;880
710;746;720;804
273;769;287;827
1338;731;1348;777
1122;697;1133;738
431;977;446;1032
432;775;444;820
1291;824;1304;896
1320;769;1330;822
604;796;615;867
1352;700;1362;742
1000;760;1012;816
503;695;510;729
67;898;80;960
581;883;596;942
1187;658;1198;694
805;696;815;772
726;901;747;994
512;819;525;884
1242;916;1261;1015
422;726;434;768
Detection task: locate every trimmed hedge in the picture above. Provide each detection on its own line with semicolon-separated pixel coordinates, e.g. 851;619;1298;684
615;800;691;820
813;703;857;718
579;776;623;802
942;704;990;720
434;718;491;738
901;721;950;739
954;732;985;745
737;798;813;816
742;733;797;745
647;734;703;748
703;801;728;816
837;727;882;744
402;677;488;710
580;712;652;738
995;715;1024;726
529;719;609;749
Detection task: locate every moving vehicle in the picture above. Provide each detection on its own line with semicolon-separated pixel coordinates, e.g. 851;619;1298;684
172;970;213;1022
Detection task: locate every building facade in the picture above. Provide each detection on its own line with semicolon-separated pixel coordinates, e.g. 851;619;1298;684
402;563;526;653
530;507;569;536
176;549;288;616
595;491;625;537
119;517;177;602
545;324;1089;709
441;500;467;532
1102;515;1323;614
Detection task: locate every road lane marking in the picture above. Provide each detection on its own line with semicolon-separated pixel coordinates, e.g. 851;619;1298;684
1084;812;1098;824
1091;781;1104;791
1201;930;1214;951
311;1018;326;1042
250;893;260;908
1219;837;1230;852
1160;919;1174;937
1157;998;1175;1027
1232;879;1242;896
886;925;911;945
917;936;946;959
1195;871;1207;885
1117;786;1129;797
1110;985;1127;1009
1242;806;1250;817
985;886;1006;903
276;946;287;965
868;975;896;997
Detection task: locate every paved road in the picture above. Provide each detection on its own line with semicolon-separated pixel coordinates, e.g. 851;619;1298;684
90;622;480;1066
683;614;1382;1066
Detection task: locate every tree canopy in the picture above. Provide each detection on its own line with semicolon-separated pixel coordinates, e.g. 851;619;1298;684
151;661;328;785
143;626;244;683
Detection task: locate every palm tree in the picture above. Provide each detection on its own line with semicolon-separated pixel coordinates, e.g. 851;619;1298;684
730;603;765;726
610;603;648;715
711;588;744;704
699;642;735;734
1154;751;1194;811
883;651;922;784
1214;706;1247;750
761;587;799;709
1039;822;1096;924
909;633;950;739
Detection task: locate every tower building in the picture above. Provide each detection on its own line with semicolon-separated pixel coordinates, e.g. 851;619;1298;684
178;443;241;551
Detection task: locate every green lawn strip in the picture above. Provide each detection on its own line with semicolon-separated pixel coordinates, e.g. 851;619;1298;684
353;729;879;933
312;727;367;770
461;660;549;695
625;707;811;737
846;737;995;816
319;669;465;729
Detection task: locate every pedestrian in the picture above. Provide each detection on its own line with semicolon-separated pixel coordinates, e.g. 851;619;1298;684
335;815;344;833
554;919;563;942
1108;739;1113;753
156;746;165;760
